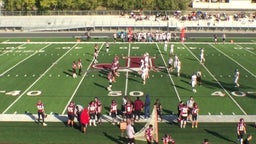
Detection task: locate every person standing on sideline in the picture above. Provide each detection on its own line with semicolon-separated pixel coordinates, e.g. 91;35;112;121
180;103;188;128
144;94;151;119
77;59;82;76
154;99;162;121
197;70;202;85
234;69;240;87
145;124;154;144
134;97;144;121
80;107;90;133
88;101;97;126
95;97;102;125
237;118;246;144
191;103;199;128
126;119;135;144
36;100;47;126
66;101;76;127
110;99;118;125
214;34;218;44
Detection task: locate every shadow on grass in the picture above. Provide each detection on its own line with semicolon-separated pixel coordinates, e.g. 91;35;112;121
204;129;237;144
103;132;125;144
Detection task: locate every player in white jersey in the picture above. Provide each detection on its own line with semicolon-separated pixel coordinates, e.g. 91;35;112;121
176;60;181;77
191;73;197;93
168;57;174;72
169;44;174;56
234;69;240;87
141;66;149;85
200;48;205;64
173;55;179;69
164;40;168;52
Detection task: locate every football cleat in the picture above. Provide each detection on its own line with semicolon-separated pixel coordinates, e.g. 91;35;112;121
42;123;47;126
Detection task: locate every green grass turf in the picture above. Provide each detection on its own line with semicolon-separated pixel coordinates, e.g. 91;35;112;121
0;122;255;144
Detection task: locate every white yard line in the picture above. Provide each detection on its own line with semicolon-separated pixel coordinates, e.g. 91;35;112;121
124;43;131;96
235;44;256;56
183;44;247;115
0;43;26;56
62;43;104;114
2;43;78;114
210;44;256;78
155;43;181;101
0;44;52;77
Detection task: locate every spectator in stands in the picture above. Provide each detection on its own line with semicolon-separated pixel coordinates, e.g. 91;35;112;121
144;94;151;119
134;97;144;121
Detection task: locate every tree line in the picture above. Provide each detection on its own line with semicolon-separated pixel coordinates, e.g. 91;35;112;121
2;0;190;11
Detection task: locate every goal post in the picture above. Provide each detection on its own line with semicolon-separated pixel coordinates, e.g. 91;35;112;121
134;105;158;143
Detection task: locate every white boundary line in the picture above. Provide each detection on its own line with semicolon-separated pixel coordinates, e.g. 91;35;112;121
0;44;52;77
2;43;78;114
124;43;131;96
155;43;181;101
182;43;247;115
209;44;256;78
61;43;104;114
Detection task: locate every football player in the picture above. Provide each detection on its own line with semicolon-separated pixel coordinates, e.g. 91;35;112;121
145;124;153;144
200;48;205;64
191;103;199;128
77;59;82;76
105;41;110;53
180;103;188;128
237;118;246;144
36;100;47;126
191;73;197;93
67;101;76;127
94;97;102;125
234;69;240;87
110;99;118;125
72;61;77;78
88;101;97;126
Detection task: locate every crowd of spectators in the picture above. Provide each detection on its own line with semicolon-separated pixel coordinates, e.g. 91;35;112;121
123;10;256;24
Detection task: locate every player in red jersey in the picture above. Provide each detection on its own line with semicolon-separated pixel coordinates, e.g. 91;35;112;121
191;103;199;128
133;97;144;121
145;124;153;144
77;59;82;76
36;100;47;126
67;101;76;127
125;100;134;123
94;97;102;125
162;134;175;144
88;101;97;126
237;118;246;144
180;103;188;128
110;99;118;125
72;61;77;78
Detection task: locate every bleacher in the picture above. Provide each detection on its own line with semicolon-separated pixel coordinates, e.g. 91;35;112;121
0;15;255;32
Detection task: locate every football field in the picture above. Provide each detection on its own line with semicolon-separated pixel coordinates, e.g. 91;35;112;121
0;37;256;143
0;38;255;116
